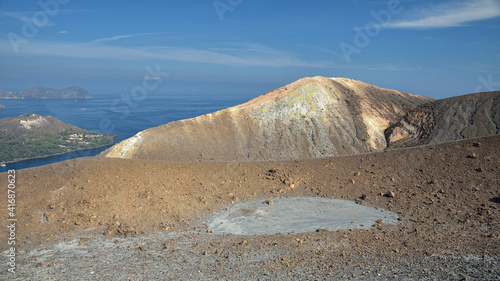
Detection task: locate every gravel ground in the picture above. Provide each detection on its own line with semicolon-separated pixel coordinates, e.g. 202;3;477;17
1;136;499;280
3;228;498;280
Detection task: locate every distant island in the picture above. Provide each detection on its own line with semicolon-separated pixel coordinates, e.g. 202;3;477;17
0;86;92;99
0;104;4;109
0;114;115;163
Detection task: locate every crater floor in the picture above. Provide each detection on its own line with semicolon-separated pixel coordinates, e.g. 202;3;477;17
206;197;398;235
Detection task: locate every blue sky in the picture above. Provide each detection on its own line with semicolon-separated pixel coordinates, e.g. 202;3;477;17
0;0;499;99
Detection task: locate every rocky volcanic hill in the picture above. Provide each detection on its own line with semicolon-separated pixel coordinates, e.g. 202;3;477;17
0;114;114;163
101;76;432;161
0;114;81;135
1;134;499;280
0;86;92;99
386;91;500;148
1;78;499;280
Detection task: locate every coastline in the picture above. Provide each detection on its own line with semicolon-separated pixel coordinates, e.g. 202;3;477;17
2;142;114;165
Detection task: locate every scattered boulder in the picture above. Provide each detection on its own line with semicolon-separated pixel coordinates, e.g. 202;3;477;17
384;191;395;198
263;199;275;205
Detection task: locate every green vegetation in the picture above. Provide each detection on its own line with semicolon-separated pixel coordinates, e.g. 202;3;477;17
0;114;115;163
0;131;115;163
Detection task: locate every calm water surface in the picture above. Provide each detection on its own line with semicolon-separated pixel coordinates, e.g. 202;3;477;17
0;92;249;171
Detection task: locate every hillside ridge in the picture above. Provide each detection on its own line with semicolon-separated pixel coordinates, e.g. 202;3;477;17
385;91;500;148
101;76;433;161
0;114;114;163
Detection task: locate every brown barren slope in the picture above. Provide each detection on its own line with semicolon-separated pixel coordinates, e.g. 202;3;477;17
386;91;500;148
101;76;432;161
1;135;498;279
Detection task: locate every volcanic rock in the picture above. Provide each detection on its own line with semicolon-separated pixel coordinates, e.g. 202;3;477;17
385;91;500;148
101;76;432;161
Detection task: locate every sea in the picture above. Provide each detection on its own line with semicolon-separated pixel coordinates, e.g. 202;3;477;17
0;92;251;172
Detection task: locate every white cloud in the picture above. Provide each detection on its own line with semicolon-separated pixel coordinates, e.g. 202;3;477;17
92;33;157;43
0;10;92;21
0;37;414;71
386;0;500;29
0;39;333;68
0;38;418;71
58;30;68;34
1;11;55;27
292;43;345;60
